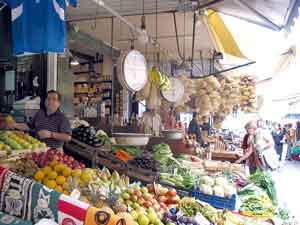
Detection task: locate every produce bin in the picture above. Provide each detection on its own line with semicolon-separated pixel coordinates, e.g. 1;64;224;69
191;190;237;210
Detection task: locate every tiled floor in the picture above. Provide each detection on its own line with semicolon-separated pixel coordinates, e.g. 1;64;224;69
271;161;300;222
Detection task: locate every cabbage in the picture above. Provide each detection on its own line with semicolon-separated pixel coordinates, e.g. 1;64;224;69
215;177;228;187
200;184;213;195
201;176;215;186
213;185;225;197
223;185;236;198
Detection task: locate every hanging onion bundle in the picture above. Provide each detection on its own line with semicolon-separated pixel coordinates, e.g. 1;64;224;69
239;75;257;113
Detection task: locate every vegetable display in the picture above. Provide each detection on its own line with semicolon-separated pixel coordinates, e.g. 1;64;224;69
249;170;277;205
198;175;237;198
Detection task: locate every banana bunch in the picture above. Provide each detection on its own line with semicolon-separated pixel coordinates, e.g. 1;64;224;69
149;67;171;90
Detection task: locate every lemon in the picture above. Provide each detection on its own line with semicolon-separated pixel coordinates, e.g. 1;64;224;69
63;167;72;177
48;171;58;180
42;178;49;185
54;163;65;173
42;166;52;175
56;176;66;185
55;185;63;193
49;160;58;168
46;180;57;189
71;169;82;177
80;171;92;184
34;171;45;181
6;116;14;125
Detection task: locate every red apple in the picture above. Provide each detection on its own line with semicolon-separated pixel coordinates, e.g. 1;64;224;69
138;197;145;205
167;189;177;197
158;196;167;203
143;201;152;208
134;190;142;198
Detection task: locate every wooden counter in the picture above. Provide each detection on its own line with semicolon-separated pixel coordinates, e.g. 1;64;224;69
211;151;242;163
147;137;195;155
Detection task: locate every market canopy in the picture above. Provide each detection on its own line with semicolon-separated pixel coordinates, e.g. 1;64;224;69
66;0;298;76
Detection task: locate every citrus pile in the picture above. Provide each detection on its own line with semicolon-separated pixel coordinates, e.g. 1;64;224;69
34;159;86;195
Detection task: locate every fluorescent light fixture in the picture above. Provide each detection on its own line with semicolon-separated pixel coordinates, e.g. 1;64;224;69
70;59;79;66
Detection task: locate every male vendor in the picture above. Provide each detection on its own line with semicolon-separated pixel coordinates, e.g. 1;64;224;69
9;90;71;150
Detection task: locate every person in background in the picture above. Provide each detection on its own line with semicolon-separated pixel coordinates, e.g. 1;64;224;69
8;90;71;150
295;121;300;142
236;121;261;174
286;123;295;160
164;108;177;129
271;122;285;160
188;112;203;146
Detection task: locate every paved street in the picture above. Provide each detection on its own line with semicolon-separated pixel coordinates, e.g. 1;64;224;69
272;161;300;222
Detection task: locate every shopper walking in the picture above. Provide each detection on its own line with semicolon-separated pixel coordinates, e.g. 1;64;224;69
271;123;285;160
286;123;295;160
188;112;203;146
236;121;261;174
295;121;300;142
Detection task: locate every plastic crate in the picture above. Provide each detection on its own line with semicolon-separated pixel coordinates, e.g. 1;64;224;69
191;190;236;210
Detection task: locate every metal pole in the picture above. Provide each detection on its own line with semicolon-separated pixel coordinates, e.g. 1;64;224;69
110;17;115;136
191;61;256;79
234;0;281;31
190;11;196;76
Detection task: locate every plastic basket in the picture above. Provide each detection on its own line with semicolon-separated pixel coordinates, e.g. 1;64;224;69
191;190;236;210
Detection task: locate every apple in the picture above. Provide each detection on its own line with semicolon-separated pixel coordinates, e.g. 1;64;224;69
158;196;167;203
141;187;148;194
166;189;177;197
144;193;152;201
131;195;138;202
138;197;145;205
143;201;152;208
134;190;142;198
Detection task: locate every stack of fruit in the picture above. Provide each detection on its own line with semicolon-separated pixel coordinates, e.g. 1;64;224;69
25;149;85;169
0;131;46;151
33;159;90;195
14;158;40;178
72;125;102;147
118;186;166;225
147;184;180;209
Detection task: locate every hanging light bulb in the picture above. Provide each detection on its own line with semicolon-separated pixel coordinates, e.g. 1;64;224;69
138;15;149;44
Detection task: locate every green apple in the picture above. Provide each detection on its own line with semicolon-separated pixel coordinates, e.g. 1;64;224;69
138;214;149;225
131;210;139;220
141;187;148;194
147;212;157;224
122;192;130;200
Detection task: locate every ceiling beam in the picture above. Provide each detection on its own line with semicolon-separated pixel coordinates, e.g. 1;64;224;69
67;9;176;22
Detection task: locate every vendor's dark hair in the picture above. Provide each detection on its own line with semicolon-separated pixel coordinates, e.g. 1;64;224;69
47;90;61;101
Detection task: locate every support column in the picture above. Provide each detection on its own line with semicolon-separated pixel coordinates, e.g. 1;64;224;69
47;53;58;91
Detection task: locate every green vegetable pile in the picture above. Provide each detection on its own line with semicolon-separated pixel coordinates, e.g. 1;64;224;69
240;196;276;217
179;197;201;217
249;169;277;205
153;144;196;189
153;143;173;165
